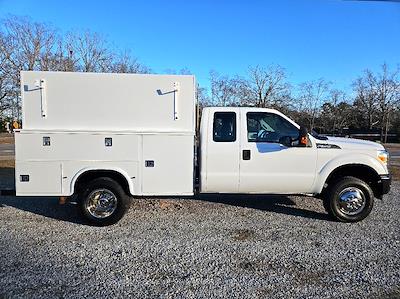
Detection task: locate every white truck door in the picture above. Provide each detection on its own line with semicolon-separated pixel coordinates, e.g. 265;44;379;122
239;110;317;194
204;110;240;193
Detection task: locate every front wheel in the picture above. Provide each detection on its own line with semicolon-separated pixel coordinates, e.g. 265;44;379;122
324;176;374;223
79;177;129;226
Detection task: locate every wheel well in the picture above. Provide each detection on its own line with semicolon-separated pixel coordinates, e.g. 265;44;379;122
323;164;380;197
74;170;131;195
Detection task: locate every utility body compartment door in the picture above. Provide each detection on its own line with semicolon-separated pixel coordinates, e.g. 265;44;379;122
141;134;194;196
16;161;62;195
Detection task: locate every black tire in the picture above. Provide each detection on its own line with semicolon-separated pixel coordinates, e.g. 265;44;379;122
323;176;374;223
79;177;129;226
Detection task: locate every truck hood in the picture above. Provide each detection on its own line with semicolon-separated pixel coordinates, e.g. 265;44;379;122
319;136;384;151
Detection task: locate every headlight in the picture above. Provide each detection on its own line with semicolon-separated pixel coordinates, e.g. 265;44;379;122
377;150;389;165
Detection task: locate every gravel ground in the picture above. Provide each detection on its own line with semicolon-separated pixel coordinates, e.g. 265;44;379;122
0;183;399;299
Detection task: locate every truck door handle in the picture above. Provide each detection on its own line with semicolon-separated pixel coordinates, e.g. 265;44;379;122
243;150;251;160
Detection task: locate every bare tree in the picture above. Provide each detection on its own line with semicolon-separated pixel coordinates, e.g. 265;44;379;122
66;31;113;73
40;39;72;72
319;90;353;135
2;16;57;71
210;71;244;106
0;28;19;120
0;16;149;125
352;71;379;130
244;65;290;108
0;31;9;106
373;64;400;142
0;16;59;122
196;86;212;107
297;79;330;131
352;64;400;141
110;50;150;74
328;89;349;132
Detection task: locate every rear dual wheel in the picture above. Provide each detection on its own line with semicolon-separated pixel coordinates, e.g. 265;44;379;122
323;176;374;223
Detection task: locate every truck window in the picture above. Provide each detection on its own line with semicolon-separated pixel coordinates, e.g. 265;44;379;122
213;112;236;142
247;112;298;143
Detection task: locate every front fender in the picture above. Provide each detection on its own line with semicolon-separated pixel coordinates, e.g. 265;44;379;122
312;153;387;194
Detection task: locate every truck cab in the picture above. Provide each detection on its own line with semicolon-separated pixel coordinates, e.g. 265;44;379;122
200;107;316;194
200;107;391;222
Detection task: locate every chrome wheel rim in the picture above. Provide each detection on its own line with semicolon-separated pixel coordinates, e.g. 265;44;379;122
337;187;366;216
85;189;117;219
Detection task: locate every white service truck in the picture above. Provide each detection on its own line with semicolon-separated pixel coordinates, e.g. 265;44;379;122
15;71;391;225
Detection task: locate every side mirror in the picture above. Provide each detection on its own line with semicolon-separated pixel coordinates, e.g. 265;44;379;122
279;136;292;147
298;126;308;147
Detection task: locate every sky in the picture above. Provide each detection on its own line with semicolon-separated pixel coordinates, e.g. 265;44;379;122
0;0;399;92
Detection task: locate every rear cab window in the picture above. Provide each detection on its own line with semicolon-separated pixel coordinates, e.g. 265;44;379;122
213;112;236;142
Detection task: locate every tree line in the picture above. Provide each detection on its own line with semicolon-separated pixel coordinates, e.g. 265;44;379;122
1;16;400;142
0;16;149;124
204;64;400;142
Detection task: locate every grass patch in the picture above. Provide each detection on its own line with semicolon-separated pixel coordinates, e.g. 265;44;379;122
0;137;14;144
0;160;14;168
0;133;14;144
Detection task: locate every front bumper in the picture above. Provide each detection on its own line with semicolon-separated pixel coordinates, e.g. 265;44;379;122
378;174;391;197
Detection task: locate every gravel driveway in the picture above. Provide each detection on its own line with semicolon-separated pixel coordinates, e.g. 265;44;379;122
0;183;399;299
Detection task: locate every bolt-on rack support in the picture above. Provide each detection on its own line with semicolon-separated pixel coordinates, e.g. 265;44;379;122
173;82;180;120
35;79;47;118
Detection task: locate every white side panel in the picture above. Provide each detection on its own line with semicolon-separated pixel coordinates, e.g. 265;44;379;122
15;132;141;161
239;143;317;193
142;135;194;195
16;161;61;195
15;131;195;196
15;132;141;196
21;71;196;133
17;71;196;197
